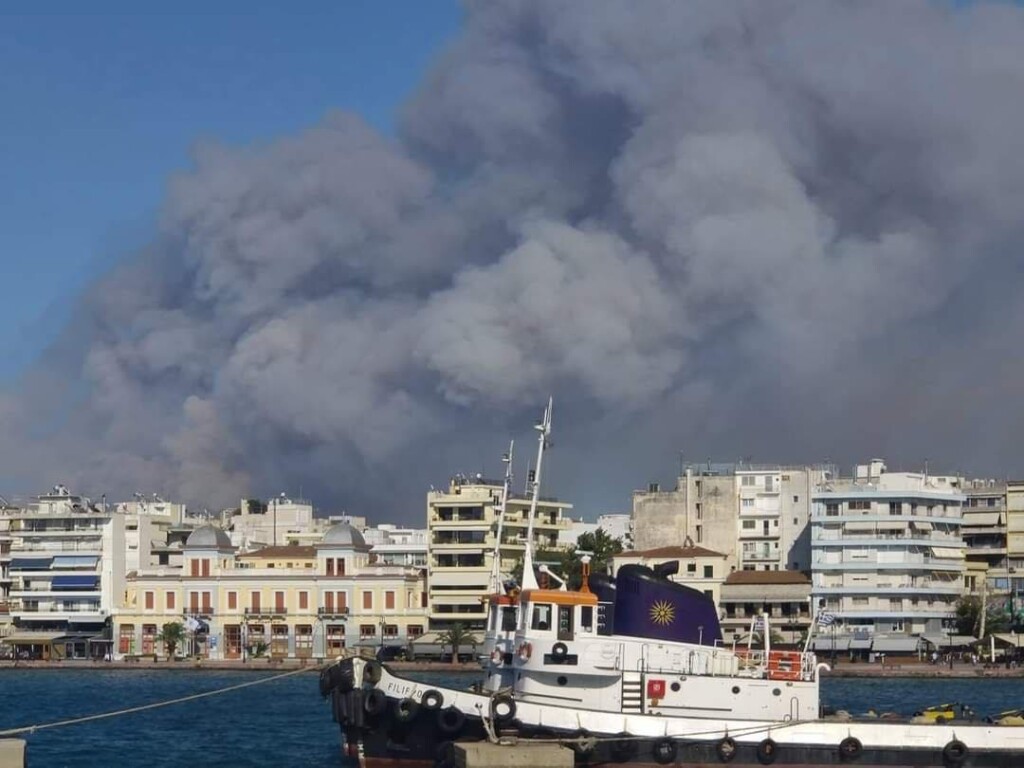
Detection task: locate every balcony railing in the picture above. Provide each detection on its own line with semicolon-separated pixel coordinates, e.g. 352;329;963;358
244;607;287;618
317;607;350;618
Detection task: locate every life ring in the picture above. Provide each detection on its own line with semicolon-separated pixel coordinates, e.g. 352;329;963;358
756;737;778;765
552;642;569;660
392;697;419;723
942;739;968;766
437;706;466;735
652;738;677;765
517;642;533;661
716;736;738;763
363;688;387;716
421;689;444;710
490;649;503;664
491;693;517;723
363;660;382;685
609;733;636;762
839;736;862;761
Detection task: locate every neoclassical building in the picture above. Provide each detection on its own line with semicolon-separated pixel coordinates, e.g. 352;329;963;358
113;522;427;660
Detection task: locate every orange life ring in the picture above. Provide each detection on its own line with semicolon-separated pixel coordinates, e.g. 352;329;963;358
517;642;532;661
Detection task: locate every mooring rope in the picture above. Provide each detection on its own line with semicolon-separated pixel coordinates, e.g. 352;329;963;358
0;666;315;738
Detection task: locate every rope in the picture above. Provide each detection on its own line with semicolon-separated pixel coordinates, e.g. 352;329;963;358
0;665;315;738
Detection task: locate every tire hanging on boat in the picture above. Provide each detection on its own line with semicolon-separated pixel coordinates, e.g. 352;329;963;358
609;733;636;762
363;660;382;684
363;688;387;716
421;689;445;710
756;737;778;765
551;642;569;660
839;736;862;761
437;706;466;735
942;739;968;766
490;693;516;723
716;736;738;763
652;738;677;765
392;697;419;723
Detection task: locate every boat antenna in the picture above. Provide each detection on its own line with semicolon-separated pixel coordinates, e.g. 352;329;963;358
489;439;515;593
520;397;552;592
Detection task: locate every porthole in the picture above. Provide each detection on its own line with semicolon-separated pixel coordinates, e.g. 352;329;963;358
772;688;781;696
557;676;568;686
670;682;681;693
731;686;741;694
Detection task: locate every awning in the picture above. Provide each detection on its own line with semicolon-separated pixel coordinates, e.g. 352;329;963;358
991;633;1024;646
872;636;921;652
811;637;851;651
850;638;872;649
843;521;875;532
51;555;99;569
929;546;963;559
921;634;977;648
51;575;99;589
9;557;53;571
963;512;1001;526
1;632;64;644
876;521;905;531
911;520;933;531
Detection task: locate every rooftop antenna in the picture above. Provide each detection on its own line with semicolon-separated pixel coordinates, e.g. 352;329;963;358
521;397;553;592
488;439;515;594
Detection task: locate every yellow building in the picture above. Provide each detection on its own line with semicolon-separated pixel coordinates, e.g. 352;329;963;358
113;523;427;660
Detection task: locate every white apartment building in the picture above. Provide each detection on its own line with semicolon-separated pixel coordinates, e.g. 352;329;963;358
0;509;12;638
811;460;965;637
2;485;125;659
363;524;428;568
559;513;633;548
224;495;319;550
112;495;191;572
427;475;570;629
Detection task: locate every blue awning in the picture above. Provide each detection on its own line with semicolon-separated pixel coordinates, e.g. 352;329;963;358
9;557;53;571
50;575;99;590
52;555;99;569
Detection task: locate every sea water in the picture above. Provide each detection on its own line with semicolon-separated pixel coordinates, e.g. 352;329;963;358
2;669;1022;767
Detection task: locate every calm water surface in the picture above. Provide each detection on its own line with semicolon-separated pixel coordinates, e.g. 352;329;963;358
2;668;1023;767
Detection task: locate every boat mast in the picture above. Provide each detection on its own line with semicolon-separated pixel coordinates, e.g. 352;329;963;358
520;397;552;592
489;439;515;594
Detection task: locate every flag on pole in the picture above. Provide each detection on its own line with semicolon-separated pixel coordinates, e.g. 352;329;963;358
817;612;836;627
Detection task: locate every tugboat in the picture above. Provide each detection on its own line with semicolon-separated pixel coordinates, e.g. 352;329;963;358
320;401;1024;766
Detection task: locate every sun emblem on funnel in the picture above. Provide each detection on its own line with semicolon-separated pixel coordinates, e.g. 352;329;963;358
650;600;675;626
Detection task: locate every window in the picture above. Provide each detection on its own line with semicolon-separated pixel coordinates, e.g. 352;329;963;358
826;503;840;517
793;496;799;503
531;603;552;631
384;624;398;638
742;520;755;530
687;563;697;574
580;606;593;632
274;591;285;612
703;565;714;579
742;476;755;487
201;559;210;577
201;591;212;614
695;525;702;543
299;591;308;610
166;592;175;611
326;558;335;576
324;592;334;612
144;591;154;610
848;501;871;511
250;591;261;611
362;591;373;610
190;560;199;577
189;591;200;613
385;591;395;610
408;625;424;638
359;624;376;640
889;502;902;515
742;499;755;508
118;624;135;654
337;591;347;611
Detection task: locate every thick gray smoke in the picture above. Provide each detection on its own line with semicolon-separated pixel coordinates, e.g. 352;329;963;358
4;0;1024;518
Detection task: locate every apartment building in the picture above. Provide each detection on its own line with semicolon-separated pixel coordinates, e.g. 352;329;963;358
0;510;11;638
810;460;965;637
363;524;428;568
718;570;812;645
112;495;191;572
223;494;320;550
2;485;125;660
611;544;728;605
114;522;427;660
427;475;570;629
960;480;1007;599
559;513;633;548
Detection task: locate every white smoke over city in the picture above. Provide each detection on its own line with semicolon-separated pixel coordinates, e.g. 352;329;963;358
4;0;1024;518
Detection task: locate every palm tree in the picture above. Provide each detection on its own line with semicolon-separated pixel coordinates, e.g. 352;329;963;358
435;623;479;662
157;621;186;659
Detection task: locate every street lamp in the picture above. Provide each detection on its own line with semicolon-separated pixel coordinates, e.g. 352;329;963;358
948;625;954;670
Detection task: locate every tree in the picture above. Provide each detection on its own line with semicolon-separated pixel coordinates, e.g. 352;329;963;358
955;595;1009;637
157;621;186;659
560;528;624;589
435;623;479;661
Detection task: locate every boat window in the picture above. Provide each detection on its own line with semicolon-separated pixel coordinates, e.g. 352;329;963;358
531;603;552;631
557;605;574;641
501;606;517;632
580;606;593;632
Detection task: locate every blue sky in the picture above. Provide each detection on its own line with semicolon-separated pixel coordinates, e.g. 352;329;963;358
0;1;461;379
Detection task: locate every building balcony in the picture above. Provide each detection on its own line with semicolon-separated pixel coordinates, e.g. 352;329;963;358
317;607;350;618
812;584;962;595
739;530;781;540
244;607;288;619
742;551;780;562
812;535;964;547
812;559;962;572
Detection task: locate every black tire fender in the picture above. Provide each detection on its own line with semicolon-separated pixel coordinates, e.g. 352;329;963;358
363;660;382;685
943;739;968;766
609;733;636;762
551;642;569;660
757;737;778;765
421;688;444;710
717;736;738;763
363;688;387;716
839;736;862;761
490;693;516;723
437;706;465;735
393;697;419;723
652;737;677;765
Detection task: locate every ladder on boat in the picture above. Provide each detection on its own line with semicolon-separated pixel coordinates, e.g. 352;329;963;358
621;671;643;714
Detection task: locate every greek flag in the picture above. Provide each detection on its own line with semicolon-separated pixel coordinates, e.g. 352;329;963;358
817;611;836;627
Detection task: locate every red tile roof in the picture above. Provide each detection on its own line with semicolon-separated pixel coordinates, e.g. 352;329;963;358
617;545;727;559
724;570;810;585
